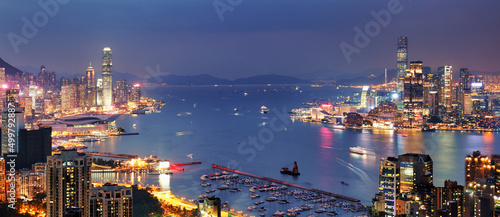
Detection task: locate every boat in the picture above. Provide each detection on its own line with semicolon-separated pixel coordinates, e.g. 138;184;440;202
205;189;216;193
229;188;241;192
273;210;285;216
349;146;375;156
200;175;208;181
201;183;211;187
254;201;265;205
261;105;269;114
341;181;349;186
332;124;346;130
422;126;436;132
265;196;277;202
250;194;260;199
277;199;290;204
280;161;300;176
198;194;207;199
133;124;136;129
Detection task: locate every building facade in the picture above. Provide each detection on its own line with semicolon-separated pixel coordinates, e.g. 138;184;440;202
46;149;92;217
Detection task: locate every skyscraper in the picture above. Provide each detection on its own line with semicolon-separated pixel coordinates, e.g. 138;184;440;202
397;36;408;99
438;66;453;112
61;85;77;112
398;153;433;194
459;68;470;113
102;47;113;110
403;61;424;128
46;149;92;217
86;63;96;107
96;79;103;106
115;79;128;106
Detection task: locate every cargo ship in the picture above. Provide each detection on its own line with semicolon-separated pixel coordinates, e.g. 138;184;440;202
280;161;300;176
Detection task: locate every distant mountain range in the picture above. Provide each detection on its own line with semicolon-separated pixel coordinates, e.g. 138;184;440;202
2;57;498;85
0;58;24;75
146;74;309;85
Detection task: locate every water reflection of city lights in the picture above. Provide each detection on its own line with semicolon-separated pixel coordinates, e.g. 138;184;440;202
159;174;171;191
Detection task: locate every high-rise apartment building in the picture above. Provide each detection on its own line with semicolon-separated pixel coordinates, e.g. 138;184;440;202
436;180;464;217
89;183;133;217
46;149;92;217
465;151;492;186
378;157;399;217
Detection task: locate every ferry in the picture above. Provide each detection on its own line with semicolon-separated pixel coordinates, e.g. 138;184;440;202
349;146;375;156
261;105;269;114
331;124;346;130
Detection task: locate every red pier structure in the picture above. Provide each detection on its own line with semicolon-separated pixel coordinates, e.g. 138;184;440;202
212;164;360;202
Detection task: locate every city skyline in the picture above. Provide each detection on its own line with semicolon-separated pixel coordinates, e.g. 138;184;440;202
0;1;499;80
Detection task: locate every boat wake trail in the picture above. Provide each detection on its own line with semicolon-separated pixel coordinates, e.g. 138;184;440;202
335;157;373;184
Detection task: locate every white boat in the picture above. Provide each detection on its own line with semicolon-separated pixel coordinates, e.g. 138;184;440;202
331;124;346;129
349;146;375;155
261;105;269;114
133;124;136;129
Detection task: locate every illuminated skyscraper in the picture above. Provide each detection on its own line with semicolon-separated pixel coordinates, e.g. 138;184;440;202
102;47;113;110
403;61;424;128
397;36;408;99
61;85;77;112
130;84;141;103
96;79;103;106
438;66;453;112
86;63;96;107
459;68;470;113
46;149;91;217
115;79;128;105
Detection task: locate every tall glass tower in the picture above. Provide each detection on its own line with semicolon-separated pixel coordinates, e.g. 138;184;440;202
86;63;96;107
397;36;408;98
403;61;424;128
102;47;113;109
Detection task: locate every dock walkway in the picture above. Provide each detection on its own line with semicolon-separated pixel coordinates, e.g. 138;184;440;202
212;164;360;202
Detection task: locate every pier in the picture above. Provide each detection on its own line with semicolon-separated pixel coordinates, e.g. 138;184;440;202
81;151;138;159
172;161;201;167
212;164;360;202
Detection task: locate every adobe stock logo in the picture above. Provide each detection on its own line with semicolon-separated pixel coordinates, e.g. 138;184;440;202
7;0;70;53
339;0;405;63
213;0;243;22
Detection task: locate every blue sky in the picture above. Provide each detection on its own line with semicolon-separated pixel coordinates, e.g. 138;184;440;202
1;0;499;79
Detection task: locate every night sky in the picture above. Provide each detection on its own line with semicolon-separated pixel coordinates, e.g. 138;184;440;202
1;0;499;79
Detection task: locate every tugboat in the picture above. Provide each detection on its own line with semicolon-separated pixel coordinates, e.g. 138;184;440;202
280;161;300;176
